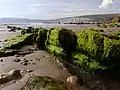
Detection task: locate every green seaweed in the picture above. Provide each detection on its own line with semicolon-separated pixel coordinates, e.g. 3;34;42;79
77;29;104;60
4;34;33;49
73;52;106;73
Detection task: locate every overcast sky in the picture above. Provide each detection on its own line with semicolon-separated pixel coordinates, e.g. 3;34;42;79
0;0;119;19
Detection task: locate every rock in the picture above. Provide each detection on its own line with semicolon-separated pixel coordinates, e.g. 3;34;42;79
20;69;27;75
27;69;33;73
0;74;11;84
8;69;22;79
32;63;36;65
21;62;28;66
14;58;21;62
4;39;7;42
24;60;29;63
0;69;22;84
30;60;32;61
36;58;40;61
67;75;83;87
0;59;3;62
21;76;70;90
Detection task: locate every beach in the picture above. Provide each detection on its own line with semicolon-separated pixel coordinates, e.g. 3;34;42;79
0;23;120;90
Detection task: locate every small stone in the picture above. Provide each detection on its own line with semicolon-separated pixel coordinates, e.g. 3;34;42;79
14;58;21;62
0;59;3;62
24;60;29;63
27;69;33;73
30;60;32;61
36;58;38;60
36;58;40;61
32;63;36;65
21;62;28;66
43;55;45;57
23;58;26;60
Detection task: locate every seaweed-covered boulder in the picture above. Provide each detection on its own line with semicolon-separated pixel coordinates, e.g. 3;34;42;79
101;37;120;68
4;34;33;49
46;45;64;55
21;76;71;90
36;28;48;49
46;28;77;54
77;29;104;60
73;53;105;73
33;28;41;42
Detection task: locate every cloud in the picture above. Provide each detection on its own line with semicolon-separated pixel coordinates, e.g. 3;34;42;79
99;0;113;8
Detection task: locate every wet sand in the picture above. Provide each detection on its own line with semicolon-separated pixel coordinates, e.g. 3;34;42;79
0;50;71;90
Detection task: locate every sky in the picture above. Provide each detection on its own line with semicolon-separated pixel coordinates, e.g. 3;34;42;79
0;0;120;20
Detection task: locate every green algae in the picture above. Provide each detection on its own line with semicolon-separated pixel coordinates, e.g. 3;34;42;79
77;29;104;60
4;34;33;49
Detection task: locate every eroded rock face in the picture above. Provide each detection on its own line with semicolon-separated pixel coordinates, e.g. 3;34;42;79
21;76;71;90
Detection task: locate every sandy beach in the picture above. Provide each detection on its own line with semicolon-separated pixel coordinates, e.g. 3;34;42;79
0;24;120;90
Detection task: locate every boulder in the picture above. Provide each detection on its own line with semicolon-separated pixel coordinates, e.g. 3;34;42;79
21;76;71;90
0;69;22;84
8;69;22;79
67;75;84;87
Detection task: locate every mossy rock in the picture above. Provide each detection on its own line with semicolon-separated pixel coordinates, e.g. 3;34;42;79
72;52;105;72
22;76;71;90
46;28;77;54
35;28;48;49
77;29;104;60
4;34;33;49
101;37;120;67
46;45;64;55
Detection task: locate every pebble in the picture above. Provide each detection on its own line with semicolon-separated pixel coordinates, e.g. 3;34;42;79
21;62;28;66
36;58;40;61
27;69;33;73
30;60;32;61
0;59;3;62
24;60;29;63
32;63;36;65
14;58;21;62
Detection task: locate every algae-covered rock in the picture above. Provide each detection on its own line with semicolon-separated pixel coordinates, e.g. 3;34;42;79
46;45;64;55
73;53;105;72
46;28;61;46
36;28;48;49
102;37;120;67
22;76;71;90
77;29;104;60
46;28;77;54
4;34;33;49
